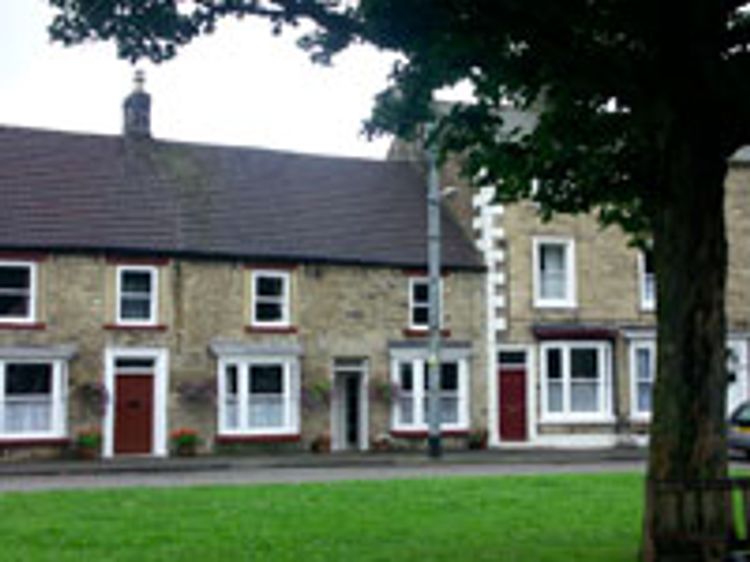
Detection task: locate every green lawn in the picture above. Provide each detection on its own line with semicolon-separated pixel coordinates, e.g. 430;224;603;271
0;473;643;562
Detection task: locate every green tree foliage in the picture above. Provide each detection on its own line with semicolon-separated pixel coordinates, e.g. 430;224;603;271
47;2;750;560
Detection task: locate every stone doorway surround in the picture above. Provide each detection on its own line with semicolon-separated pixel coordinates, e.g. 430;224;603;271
103;347;169;458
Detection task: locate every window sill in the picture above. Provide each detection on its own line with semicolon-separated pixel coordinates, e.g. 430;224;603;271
402;328;452;338
533;302;577;310
539;415;616;425
245;326;298;335
0;322;46;331
215;433;301;444
0;436;69;447
103;323;168;332
390;429;469;439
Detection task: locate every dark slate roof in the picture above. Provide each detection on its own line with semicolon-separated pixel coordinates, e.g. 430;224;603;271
0;126;482;270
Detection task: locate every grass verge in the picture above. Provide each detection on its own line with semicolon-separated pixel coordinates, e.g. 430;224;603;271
0;472;643;562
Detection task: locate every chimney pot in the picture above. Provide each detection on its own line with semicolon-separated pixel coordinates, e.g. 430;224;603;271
123;69;151;137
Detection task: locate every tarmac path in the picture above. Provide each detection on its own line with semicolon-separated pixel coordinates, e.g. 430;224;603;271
0;458;646;492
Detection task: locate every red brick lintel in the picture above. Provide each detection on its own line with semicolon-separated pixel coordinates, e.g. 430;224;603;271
0;252;48;262
402;328;452;338
0;437;70;448
215;434;301;444
390;430;469;439
0;322;47;331
245;326;298;335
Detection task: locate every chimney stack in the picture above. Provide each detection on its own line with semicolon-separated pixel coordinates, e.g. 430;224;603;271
123;69;151;137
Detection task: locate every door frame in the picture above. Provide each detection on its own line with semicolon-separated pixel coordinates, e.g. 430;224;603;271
330;359;369;452
103;347;169;458
493;345;536;446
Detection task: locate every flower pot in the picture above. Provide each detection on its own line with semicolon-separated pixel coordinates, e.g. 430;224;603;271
78;447;99;460
174;443;197;457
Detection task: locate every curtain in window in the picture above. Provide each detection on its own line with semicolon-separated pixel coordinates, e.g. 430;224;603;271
3;363;53;434
540;245;566;300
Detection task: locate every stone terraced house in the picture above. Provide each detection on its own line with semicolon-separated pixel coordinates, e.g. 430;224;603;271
0;81;487;460
390;108;750;450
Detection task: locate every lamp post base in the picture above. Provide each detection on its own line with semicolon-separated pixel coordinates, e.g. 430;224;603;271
428;435;442;459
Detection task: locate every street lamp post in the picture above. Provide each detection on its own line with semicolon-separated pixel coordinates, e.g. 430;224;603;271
426;132;442;460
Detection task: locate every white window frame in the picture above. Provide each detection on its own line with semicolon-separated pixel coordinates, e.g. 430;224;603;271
390;355;469;432
639;251;656;311
0;261;37;324
250;271;291;328
539;341;613;423
408;277;443;330
532;237;577;309
217;355;299;436
0;359;66;439
629;340;656;421
116;266;158;326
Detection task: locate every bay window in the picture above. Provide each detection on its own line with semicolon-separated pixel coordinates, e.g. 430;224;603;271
540;341;612;421
630;341;656;418
0;360;66;438
218;357;299;435
391;356;469;431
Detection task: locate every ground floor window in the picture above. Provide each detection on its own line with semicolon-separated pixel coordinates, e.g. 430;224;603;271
629;341;656;418
629;338;748;418
0;360;66;438
540;341;612;422
218;357;299;435
391;357;469;431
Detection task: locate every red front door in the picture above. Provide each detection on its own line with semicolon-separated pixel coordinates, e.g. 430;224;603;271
499;368;527;441
114;375;154;454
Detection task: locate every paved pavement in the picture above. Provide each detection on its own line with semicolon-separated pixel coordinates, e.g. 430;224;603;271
0;447;649;492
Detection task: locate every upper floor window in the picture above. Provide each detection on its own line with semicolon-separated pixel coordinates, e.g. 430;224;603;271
0;360;66;438
408;277;442;330
0;262;36;323
540;341;612;422
116;266;158;325
639;250;655;311
533;238;576;308
251;271;290;327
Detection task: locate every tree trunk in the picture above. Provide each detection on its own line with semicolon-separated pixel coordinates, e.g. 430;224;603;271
641;123;730;561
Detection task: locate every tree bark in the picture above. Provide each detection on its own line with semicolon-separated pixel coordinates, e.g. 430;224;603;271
642;121;730;561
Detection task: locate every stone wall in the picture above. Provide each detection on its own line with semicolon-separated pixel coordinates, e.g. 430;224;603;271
0;254;485;457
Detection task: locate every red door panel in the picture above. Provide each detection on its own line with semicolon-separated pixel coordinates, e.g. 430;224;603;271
499;369;527;441
114;375;154;454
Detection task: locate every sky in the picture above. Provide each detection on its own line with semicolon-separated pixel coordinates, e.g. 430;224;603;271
0;1;402;159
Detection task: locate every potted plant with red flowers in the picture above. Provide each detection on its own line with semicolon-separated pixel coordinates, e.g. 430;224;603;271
170;427;200;457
